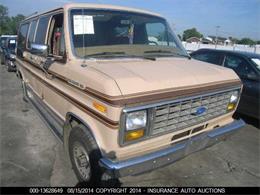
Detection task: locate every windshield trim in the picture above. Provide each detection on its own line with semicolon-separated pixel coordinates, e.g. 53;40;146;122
68;7;188;60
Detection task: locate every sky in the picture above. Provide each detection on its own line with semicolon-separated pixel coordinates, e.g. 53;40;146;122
1;0;260;40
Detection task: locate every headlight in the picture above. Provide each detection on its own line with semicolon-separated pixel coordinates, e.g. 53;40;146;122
124;110;147;142
126;110;147;131
227;90;239;111
230;91;239;103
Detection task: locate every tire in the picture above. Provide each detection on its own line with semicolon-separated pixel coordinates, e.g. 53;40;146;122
69;125;113;185
7;64;12;72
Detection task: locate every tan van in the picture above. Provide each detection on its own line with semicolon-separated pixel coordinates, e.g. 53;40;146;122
16;3;245;182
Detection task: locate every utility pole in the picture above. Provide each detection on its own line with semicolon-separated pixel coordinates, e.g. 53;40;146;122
215;25;220;49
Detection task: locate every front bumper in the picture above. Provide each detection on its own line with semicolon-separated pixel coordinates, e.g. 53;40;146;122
99;119;245;177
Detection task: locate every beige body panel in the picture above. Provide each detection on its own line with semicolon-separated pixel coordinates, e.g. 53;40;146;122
86;58;238;95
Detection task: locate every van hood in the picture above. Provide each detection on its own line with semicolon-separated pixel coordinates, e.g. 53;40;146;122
90;57;240;96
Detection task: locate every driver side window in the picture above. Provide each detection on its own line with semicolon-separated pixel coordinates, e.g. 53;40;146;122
47;13;65;58
146;23;167;46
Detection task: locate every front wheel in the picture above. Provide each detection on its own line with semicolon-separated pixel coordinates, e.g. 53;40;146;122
69;125;113;185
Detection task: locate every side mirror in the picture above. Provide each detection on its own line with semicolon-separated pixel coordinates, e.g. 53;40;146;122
30;43;48;57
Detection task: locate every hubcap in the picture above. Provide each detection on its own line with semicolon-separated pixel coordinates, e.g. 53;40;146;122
73;142;91;180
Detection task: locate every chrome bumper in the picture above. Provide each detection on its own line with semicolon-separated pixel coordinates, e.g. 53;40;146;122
99;119;245;177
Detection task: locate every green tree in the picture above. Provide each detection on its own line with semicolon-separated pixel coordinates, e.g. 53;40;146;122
9;14;25;34
237;38;256;46
231;38;239;44
256;40;260;44
0;4;25;35
182;28;203;41
0;4;9;35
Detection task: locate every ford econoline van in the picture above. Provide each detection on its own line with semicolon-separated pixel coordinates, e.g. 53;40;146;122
16;3;245;182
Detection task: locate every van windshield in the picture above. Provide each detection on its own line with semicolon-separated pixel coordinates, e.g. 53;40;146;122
70;9;188;59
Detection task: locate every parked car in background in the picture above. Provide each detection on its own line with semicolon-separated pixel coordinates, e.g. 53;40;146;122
16;3;245;183
0;35;17;65
3;37;17;72
191;49;260;120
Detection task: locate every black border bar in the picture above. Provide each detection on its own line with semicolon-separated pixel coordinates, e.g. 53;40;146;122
0;187;259;194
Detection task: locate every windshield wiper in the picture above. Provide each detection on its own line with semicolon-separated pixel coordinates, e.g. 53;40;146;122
141;56;156;61
85;52;156;61
128;55;156;61
144;50;191;59
174;53;191;59
85;51;126;57
144;49;173;54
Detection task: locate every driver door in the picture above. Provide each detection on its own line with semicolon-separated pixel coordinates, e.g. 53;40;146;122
41;12;67;124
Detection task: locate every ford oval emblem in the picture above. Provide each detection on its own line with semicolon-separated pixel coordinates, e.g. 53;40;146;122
195;106;207;116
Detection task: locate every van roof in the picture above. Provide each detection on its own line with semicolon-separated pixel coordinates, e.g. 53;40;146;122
24;3;162;21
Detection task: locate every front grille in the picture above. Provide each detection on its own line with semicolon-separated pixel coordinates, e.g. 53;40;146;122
151;88;238;135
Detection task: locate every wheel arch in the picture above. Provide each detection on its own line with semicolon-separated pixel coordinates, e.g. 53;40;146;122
63;112;104;159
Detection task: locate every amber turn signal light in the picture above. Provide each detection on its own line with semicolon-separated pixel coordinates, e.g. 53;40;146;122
227;103;236;111
125;129;144;141
93;102;107;113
